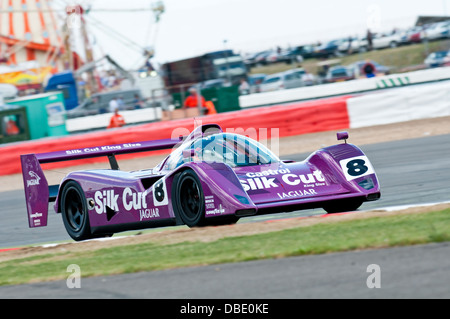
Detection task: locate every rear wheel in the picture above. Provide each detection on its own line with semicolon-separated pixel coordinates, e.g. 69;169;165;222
323;199;363;214
61;181;92;241
172;169;206;227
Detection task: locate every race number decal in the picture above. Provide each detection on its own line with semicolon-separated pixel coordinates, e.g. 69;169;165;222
339;156;375;181
153;178;168;206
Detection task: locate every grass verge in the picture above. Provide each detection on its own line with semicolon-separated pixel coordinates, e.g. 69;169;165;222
1;208;449;286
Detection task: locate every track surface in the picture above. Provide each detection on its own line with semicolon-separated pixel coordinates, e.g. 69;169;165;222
1;243;448;299
0;134;449;298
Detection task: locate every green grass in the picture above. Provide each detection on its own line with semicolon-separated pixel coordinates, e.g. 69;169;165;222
1;209;449;286
251;39;450;76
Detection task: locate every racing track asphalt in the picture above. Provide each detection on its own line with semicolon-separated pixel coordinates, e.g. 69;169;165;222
0;133;449;298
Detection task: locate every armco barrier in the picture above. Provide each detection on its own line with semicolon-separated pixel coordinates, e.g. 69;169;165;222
0;95;352;176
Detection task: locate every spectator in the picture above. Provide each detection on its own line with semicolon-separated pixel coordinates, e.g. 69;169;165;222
109;97;119;112
117;95;125;110
6;118;19;135
238;78;250;95
184;88;207;108
204;101;217;115
367;29;373;51
347;36;353;55
107;108;126;129
133;94;143;109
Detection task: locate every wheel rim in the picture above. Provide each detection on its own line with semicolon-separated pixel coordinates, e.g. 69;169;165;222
64;187;85;232
179;176;201;220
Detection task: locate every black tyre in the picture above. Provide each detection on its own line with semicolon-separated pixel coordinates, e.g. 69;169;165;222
172;169;206;227
323;199;363;214
61;181;92;241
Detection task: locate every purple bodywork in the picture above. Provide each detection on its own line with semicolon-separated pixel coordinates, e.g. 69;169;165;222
21;124;380;240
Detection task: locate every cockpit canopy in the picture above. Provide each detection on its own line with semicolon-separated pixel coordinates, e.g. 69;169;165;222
160;132;280;171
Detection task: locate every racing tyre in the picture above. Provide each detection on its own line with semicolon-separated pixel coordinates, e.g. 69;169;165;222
323;199;363;214
172;169;206;227
61;181;92;241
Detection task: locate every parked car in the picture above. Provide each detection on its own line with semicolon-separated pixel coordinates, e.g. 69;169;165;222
259;68;311;92
399;26;423;45
269;49;300;64
244;50;273;68
248;73;266;93
264;50;285;64
324;66;354;83
277;44;316;63
423;21;450;40
313;40;341;58
337;37;364;53
371;32;402;49
424;51;450;68
66;89;145;119
198;78;227;89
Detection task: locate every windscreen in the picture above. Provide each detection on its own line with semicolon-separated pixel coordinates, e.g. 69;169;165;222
165;133;280;170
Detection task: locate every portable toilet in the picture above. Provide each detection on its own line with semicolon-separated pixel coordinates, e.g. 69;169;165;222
6;92;68;140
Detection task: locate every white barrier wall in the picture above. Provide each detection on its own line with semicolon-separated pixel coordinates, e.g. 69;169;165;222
347;81;450;128
239;66;450;108
66;107;161;132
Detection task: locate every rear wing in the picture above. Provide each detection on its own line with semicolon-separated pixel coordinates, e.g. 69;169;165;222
20;137;182;228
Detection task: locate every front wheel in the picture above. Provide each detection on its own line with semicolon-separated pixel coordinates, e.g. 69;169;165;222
61;181;92;241
172;169;206;227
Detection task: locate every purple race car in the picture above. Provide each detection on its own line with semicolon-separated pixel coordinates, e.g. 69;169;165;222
21;124;380;241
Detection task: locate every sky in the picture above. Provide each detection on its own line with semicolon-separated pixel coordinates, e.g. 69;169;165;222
52;0;450;70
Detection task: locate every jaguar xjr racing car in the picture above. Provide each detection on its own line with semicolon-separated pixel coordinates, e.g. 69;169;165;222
21;124;380;241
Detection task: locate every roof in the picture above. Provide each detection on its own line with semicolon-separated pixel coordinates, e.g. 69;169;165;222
415;16;450;26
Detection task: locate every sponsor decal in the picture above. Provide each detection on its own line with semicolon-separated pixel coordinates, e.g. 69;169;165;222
281;170;325;186
245;168;291;178
65;143;143;155
30;212;43;219
30;212;43;226
27;171;41;187
240;169;326;192
206;204;225;216
205;195;225;215
339;156;375;181
140;208;160;221
93;187;160;221
240;176;278;191
277;188;317;199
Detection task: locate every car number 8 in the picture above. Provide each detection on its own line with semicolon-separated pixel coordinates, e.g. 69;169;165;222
346;159;369;177
339;156;374;181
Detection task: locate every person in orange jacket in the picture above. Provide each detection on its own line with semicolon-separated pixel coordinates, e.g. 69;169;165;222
204;100;217;115
107;108;126;129
6;118;20;135
184;88;207;108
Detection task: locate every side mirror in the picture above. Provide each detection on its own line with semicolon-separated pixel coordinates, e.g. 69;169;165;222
337;131;349;143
